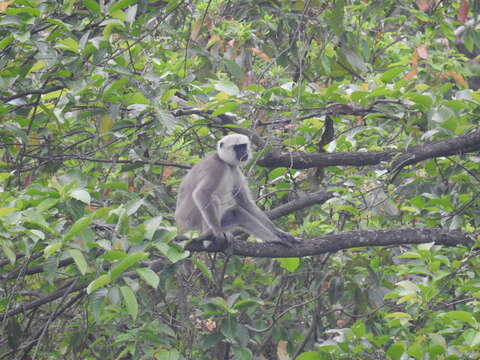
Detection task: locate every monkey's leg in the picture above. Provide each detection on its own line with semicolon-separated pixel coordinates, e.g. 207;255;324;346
221;207;293;247
199;220;233;250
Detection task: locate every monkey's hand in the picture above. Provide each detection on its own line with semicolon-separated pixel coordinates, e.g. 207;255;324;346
273;229;299;247
203;230;233;255
215;232;233;246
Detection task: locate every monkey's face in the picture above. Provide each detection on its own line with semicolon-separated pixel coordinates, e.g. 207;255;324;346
217;134;251;166
234;143;249;163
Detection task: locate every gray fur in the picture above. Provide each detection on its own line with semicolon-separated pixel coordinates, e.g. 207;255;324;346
175;134;296;246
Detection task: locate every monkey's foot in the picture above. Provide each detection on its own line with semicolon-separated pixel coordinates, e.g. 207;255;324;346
275;232;300;247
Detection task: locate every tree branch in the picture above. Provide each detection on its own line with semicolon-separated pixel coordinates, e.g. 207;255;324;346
0;280;86;321
0;85;65;102
258;150;392;169
390;127;480;172
185;228;471;257
257;128;480;170
266;190;334;219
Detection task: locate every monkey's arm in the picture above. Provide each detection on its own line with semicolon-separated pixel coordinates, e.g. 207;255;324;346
192;180;223;237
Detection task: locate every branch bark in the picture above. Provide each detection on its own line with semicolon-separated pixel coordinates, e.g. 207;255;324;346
257;128;480;170
185;228;471;257
390;127;480;172
266;190;334;219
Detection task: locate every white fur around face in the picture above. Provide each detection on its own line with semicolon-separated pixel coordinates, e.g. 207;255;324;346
217;134;250;166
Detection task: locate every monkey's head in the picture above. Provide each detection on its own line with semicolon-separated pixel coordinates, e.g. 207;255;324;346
217;134;251;166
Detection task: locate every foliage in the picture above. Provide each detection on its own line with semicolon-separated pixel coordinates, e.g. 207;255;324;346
1;0;480;359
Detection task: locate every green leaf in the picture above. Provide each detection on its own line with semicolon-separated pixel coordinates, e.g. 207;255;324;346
144;216;163;240
109;0;138;14
156;108;176;133
352;320;366;338
386;342;405;360
127;91;149;105
104;78;129;98
55;38;79;53
380;67;404;83
120;285;138;320
0;207;15;216
155;349;180;360
110;252;148;281
69;249;88;275
440;311;477;327
407;93;433;111
44;242;63;258
343;48;368;72
1;241;16;265
64;216;93;242
407;343;423;360
155;242;189;263
191;258;213;282
201;297;232;313
211;80;239;96
69;189;91;204
296;351;322;360
276;257;300;272
102;250;128;261
36;198;59;212
222;59;244;79
87;274;111;294
5;6;40;16
233;347;253;360
211;101;239;117
0;35;13;50
232;299;264;310
99;115;114;134
136;268;160;289
84;0;101;13
102;19;125;39
23;209;56;234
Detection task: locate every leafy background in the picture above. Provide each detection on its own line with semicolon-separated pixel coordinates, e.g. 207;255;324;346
1;0;480;359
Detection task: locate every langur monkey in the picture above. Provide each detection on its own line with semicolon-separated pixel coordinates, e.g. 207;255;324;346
175;134;297;247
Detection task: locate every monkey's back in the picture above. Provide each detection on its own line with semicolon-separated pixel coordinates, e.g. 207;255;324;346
175;154;233;232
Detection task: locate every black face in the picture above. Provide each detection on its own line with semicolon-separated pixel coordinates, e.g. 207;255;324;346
233;143;248;162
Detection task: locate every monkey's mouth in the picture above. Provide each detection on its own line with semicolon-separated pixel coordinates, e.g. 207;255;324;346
240;154;248;162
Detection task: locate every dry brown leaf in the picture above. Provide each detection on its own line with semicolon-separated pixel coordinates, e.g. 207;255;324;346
416;0;432;12
404;69;418;81
277;340;290;360
0;0;14;12
448;70;468;87
190;19;203;41
248;47;272;63
163;167;174;180
417;44;428;59
458;0;468;22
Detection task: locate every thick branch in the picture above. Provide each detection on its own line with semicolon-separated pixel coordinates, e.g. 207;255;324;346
185;228;471;257
258;128;480;170
258;150;393;169
391;127;480;171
